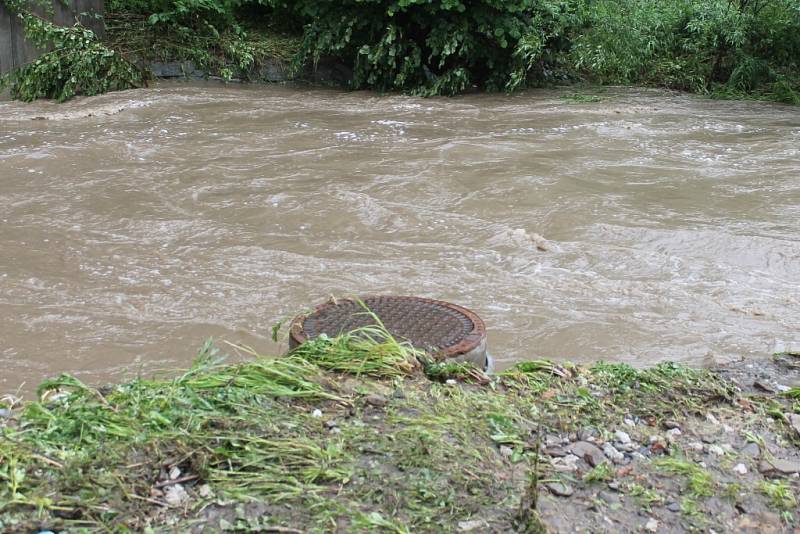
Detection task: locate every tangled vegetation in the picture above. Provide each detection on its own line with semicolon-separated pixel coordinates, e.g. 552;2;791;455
2;0;798;101
0;5;145;101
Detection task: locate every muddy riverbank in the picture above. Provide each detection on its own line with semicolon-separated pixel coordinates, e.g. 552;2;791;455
1;341;799;533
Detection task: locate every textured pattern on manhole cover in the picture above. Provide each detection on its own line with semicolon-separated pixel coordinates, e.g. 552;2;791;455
289;296;485;357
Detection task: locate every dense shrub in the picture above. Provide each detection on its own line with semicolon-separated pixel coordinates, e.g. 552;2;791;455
279;0;580;95
571;0;800;102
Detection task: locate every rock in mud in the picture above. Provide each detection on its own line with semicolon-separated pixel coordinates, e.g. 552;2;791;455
666;502;681;512
457;519;486;532
365;394;388;407
598;491;620;505
569;441;606;467
545;482;575;497
758;458;800;476
551;454;580;472
739;442;760;457
708;444;725;456
614;430;632;445
687;441;704;452
545;446;568;457
733;463;748;475
164;484;190;506
169;466;181;480
788;413;800;437
644;518;659;532
603;443;624;464
753;380;775;393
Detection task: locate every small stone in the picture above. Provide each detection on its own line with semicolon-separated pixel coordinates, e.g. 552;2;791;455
788;413;800;437
603;443;624;464
644;518;658;532
775;384;791;393
578;427;598;441
499;445;514;458
662;420;681;430
545;482;574;497
570;441;606;467
164;484;190;506
198;484;213;498
706;413;720;425
312;409;323;418
739;442;761;457
722;424;734;433
607;480;621;491
598;490;620;505
708;444;725;456
0;409;11;419
446;379;458;385
544;434;561;447
649;435;660;443
759;458;800;476
624;418;636;427
365;394;389;407
457;519;486;532
733;463;748;475
666;502;681;512
753;380;775;393
552;454;580;472
325;419;338;428
168;466;181;480
545;446;567;457
330;427;341;434
665;428;682;441
687;441;705;452
614;430;632;445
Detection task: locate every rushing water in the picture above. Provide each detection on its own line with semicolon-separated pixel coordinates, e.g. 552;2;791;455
1;82;799;393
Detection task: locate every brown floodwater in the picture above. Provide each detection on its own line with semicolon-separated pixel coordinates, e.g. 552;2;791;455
1;82;799;394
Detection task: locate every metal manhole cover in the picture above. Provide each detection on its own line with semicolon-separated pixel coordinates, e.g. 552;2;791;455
288;295;487;365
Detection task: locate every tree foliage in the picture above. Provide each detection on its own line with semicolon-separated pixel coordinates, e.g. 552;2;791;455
571;0;800;102
0;5;145;102
281;0;580;95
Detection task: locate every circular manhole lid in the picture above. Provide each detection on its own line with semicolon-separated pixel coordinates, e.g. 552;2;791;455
288;295;486;359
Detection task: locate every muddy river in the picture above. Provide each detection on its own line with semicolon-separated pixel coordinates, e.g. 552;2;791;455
1;83;798;393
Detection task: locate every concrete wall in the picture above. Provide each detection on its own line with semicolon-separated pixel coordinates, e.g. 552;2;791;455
0;0;104;74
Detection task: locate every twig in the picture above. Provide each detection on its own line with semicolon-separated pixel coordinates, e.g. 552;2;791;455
127;493;168;507
30;453;64;469
154;475;199;488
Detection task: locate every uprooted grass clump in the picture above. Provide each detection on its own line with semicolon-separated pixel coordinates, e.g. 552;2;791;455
1;336;798;532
